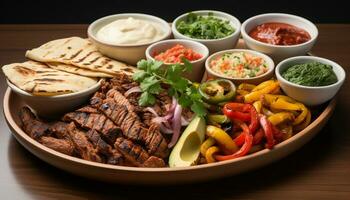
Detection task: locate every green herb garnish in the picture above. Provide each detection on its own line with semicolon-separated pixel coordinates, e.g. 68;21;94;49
176;12;235;40
282;62;338;86
133;59;207;116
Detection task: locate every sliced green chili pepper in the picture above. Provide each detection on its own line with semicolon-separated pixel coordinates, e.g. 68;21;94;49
207;114;230;125
199;79;236;104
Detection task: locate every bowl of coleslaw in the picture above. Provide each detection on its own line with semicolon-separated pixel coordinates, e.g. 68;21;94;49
205;49;275;84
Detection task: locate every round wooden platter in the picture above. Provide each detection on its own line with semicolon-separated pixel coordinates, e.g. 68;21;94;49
2;39;336;184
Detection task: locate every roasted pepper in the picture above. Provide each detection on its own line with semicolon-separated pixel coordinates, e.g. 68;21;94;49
294;110;312;132
199;79;236;104
207;114;230;126
206;125;238;154
259;114;275;149
200;137;216;157
205;146;220;163
244;81;280;103
268;112;295;126
215;121;253;161
238;83;256;91
223;103;259;133
293;103;308;125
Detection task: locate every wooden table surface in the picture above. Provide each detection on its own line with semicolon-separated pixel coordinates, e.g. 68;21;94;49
0;24;349;200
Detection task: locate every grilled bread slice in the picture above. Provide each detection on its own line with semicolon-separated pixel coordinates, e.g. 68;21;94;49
25;37;137;76
2;61;98;96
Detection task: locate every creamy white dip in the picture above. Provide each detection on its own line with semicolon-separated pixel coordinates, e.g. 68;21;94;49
96;17;165;45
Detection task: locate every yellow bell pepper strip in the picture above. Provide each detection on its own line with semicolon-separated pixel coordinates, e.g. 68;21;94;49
207;114;230;126
293;103;308;125
238;83;256;91
262;94;296;107
259;114;275;149
200;137;216;157
215;121;253;161
244;81;280;103
268;112;295;126
253;100;262;113
205;146;220;163
206;125;238;154
270;98;300;111
294;110;312;132
237;89;250;96
252;80;276;91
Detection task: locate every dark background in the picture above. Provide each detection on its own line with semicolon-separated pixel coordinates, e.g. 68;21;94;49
0;0;349;24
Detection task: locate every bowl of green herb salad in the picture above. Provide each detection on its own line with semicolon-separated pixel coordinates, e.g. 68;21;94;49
276;56;345;106
172;10;241;53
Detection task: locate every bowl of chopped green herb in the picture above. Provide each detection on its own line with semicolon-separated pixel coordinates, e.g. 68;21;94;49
276;56;345;106
172;10;241;54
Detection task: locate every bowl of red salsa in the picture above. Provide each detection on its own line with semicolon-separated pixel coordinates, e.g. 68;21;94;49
146;39;209;82
241;13;318;61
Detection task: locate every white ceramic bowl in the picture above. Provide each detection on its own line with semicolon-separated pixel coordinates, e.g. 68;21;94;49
146;39;209;82
276;56;345;106
205;49;275;85
88;13;172;65
241;13;318;62
172;10;241;54
7;79;102;117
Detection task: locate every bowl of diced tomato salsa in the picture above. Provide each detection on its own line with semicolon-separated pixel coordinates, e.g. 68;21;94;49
146;39;209;82
205;49;275;84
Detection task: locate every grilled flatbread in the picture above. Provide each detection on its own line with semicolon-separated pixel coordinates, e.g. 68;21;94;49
2;61;98;96
25;37;137;76
47;62;113;78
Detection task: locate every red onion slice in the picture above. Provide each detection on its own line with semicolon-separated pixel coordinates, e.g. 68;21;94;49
144;107;159;117
124;86;141;97
168;104;182;148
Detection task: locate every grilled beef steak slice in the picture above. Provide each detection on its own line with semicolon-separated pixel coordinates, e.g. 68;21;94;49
19;107;49;139
114;137;165;167
106;89;135;112
86;129;124;165
99;99;169;158
143;156;167;168
40;136;74;155
63;108;121;144
67;122;102;163
48;121;69;139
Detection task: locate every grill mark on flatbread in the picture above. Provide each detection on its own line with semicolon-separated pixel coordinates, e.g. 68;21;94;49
63;38;72;45
14;66;36;76
89;56;101;64
100;58;111;66
68;49;83;60
34;78;64;82
107;65;113;69
75;51;97;63
59;54;66;58
121;68;134;73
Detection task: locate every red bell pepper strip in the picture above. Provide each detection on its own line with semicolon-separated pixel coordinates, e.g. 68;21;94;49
253;128;264;145
223;103;259;133
215;121;253;161
259;114;275;149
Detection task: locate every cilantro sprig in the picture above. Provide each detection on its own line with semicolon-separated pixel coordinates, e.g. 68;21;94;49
132;59;207;117
176;12;235;40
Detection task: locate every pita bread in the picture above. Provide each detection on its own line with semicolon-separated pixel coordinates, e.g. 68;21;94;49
25;37;137;76
47;62;113;78
2;61;98;96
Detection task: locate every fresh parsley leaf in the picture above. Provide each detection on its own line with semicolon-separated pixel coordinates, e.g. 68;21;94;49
191;101;207;117
139;92;156;106
132;71;147;81
137;59;148;71
140;76;159;91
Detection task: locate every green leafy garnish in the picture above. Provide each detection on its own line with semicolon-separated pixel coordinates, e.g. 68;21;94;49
133;59;207;116
176;12;235;40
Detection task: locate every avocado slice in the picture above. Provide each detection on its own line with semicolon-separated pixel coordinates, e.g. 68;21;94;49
168;116;206;167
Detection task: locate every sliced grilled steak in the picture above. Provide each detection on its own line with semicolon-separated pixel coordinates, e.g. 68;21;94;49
67;122;102;163
40;136;74;156
63;107;121;144
106;89;135;112
86;129;124;165
48;121;69;139
114;137;165;167
19;107;49;139
99;99;169;158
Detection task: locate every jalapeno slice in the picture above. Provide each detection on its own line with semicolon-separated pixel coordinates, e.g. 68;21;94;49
199;79;236;104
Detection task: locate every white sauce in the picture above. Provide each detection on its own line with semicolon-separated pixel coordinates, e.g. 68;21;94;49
97;17;165;45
